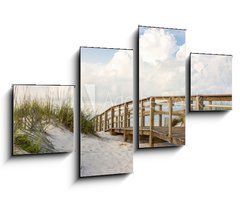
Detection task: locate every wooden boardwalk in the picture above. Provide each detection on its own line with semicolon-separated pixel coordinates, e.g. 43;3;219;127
94;96;185;147
191;94;232;111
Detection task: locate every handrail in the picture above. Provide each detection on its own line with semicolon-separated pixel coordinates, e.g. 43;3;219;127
94;96;186;146
191;94;232;111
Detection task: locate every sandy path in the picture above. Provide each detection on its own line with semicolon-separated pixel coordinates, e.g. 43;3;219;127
80;132;133;177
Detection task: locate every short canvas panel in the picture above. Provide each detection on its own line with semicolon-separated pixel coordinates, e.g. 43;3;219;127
13;85;74;155
138;26;186;148
80;47;133;177
190;53;232;111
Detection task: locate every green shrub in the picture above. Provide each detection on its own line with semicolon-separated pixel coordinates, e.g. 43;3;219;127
14;134;41;154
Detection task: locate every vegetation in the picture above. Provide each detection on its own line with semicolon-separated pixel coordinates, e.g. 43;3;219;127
13;86;73;154
14;134;41;154
80;110;95;135
172;116;185;127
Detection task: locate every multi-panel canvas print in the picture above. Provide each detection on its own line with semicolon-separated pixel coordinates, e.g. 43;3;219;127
138;26;186;148
190;53;232;111
13;85;74;155
80;47;133;177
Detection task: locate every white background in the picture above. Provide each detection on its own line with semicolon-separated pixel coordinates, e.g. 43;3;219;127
0;0;239;200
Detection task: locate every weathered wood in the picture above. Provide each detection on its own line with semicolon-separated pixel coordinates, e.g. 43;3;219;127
118;105;121;128
99;115;102;131
149;97;155;147
93;95;187;146
127;106;131;127
104;112;107;131
110;107;114;134
168;98;172;141
196;96;203;111
123;103;128;142
159;105;162;127
140;100;144;127
191;95;232;110
204;104;232;108
208;101;212;111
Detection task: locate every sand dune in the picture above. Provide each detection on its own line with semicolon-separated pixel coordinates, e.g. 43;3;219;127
46;125;73;152
81;132;133;177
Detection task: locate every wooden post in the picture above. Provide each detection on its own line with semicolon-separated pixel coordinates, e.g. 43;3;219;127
168;98;172;143
209;101;212;111
149;97;155;147
127;104;130;128
99;114;102;131
118;105;121;129
111;107;114;134
140;100;145;133
98;115;100;131
158;105;162;127
196;96;203;111
104;111;107;131
123;103;128;142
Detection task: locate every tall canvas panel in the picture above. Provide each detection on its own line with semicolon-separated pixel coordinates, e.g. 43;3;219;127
190;53;232;111
139;26;186;148
80;47;133;177
13;85;74;155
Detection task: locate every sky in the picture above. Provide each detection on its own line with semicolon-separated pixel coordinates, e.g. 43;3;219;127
139;26;186;98
81;47;133;114
191;54;232;95
14;85;74;107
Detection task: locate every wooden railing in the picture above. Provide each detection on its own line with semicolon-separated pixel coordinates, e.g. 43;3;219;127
94;100;133;141
94;96;186;146
139;96;185;146
191;94;232;111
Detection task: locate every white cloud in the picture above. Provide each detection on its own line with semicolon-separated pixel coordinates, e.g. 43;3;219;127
81;49;133;114
139;28;186;98
191;54;232;95
140;28;179;65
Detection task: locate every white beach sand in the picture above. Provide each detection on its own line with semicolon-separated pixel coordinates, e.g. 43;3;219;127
13;124;73;155
80;132;133;177
46;125;73;152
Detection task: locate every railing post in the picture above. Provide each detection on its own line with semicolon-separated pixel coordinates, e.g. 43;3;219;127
98;115;100;131
127;104;130;128
196;95;203;111
118;105;121;129
209;100;212;111
99;114;102;131
111;107;114;134
104;111;107;131
168;98;172;142
149;97;155;147
123;103;128;142
159;105;162;127
140;100;145;132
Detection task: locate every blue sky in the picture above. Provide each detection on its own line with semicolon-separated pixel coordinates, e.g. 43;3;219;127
81;47;117;64
139;26;185;46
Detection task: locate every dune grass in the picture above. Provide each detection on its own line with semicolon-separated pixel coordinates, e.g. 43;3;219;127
13;86;74;154
80;110;95;135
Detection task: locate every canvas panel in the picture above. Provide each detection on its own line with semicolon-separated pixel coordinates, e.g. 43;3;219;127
138;26;186;148
13;84;74;155
190;53;232;111
80;47;133;177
